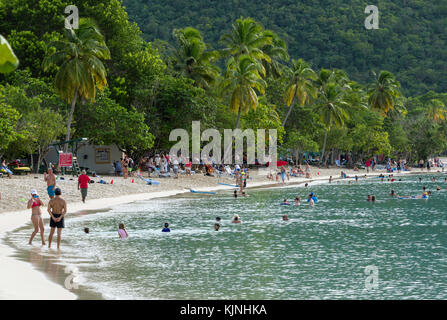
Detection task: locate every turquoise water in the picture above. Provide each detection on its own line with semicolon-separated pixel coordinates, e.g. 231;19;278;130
6;174;447;299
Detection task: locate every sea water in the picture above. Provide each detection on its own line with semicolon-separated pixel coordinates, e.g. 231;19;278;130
5;174;447;299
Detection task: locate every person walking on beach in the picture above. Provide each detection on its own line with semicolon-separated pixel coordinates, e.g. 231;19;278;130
47;188;66;249
27;189;45;246
44;168;56;199
78;170;91;203
122;156;129;179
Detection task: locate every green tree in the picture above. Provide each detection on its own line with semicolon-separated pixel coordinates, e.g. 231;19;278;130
43;18;111;149
221;55;266;129
282;59;317;127
368;71;401;115
172;27;220;89
426;98;446;123
314;82;351;163
220;17;272;76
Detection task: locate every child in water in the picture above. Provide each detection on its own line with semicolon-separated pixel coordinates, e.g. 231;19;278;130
162;222;171;232
232;214;242;224
118;223;129;238
294;196;301;205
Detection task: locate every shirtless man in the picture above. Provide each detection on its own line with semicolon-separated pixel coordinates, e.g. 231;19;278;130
44;168;56;199
47;188;67;249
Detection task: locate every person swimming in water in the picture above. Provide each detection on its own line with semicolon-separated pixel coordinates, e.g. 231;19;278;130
294;196;301;205
162;222;171;232
84;227;90;234
233;190;238;198
282;214;289;221
371;195;376;202
367;195;372;201
283;198;291;205
214;217;221;231
390;190;396;196
118;223;129;238
232;214;242;224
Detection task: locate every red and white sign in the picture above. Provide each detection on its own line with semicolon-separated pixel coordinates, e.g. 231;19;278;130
59;153;73;167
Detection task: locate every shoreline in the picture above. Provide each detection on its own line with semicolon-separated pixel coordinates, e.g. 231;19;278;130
0;168;441;299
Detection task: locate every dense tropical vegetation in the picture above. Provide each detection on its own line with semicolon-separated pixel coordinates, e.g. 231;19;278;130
0;0;446;171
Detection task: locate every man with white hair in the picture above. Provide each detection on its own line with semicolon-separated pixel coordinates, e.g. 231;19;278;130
77;170;91;203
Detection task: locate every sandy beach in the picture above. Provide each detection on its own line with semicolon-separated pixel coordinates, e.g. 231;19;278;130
0;165;435;299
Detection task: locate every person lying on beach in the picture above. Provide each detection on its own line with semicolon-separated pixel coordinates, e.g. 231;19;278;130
162;222;171;232
27;189;45;246
232;214;242;224
118;223;129;238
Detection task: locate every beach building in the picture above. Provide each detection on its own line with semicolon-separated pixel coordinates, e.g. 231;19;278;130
44;142;123;175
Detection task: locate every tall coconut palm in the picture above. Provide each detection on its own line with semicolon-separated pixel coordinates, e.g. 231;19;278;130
282;59;317;127
368;71;401;115
260;30;289;79
172;27;220;89
313;82;351;163
43;18;110;150
221;55;266;129
220;18;272;76
427;98;447;123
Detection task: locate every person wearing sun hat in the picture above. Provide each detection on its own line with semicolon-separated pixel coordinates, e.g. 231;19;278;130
27;189;45;245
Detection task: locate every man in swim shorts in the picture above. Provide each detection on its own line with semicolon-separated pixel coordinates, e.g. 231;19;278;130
47;188;67;249
44;168;56;199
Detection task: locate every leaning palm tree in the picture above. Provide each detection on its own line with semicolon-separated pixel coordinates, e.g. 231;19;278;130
43;18;110;149
313;82;351;163
427;98;447;123
220;18;272;76
282;59;317;127
367;71;401;115
172;27;220;89
221;55;267;129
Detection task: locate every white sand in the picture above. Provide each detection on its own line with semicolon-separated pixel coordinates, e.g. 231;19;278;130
0;165;429;299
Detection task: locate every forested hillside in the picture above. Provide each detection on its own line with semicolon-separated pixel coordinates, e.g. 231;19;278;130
122;0;447;96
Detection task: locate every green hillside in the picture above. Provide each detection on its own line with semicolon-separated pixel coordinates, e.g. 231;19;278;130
122;0;447;96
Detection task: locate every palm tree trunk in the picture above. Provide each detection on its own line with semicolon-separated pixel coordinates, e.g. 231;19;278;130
282;88;298;127
235;106;242;129
65;89;78;152
321;130;328;165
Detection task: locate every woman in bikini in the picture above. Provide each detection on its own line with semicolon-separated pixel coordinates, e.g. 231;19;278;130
27;189;45;245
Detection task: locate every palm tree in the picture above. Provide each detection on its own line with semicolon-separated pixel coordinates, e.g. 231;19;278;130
260;30;289;79
282;59;317;127
427;98;447;123
368;71;401;115
221;55;266;129
220;18;272;76
313;82;351;163
43;18;110;150
172;27;220;89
